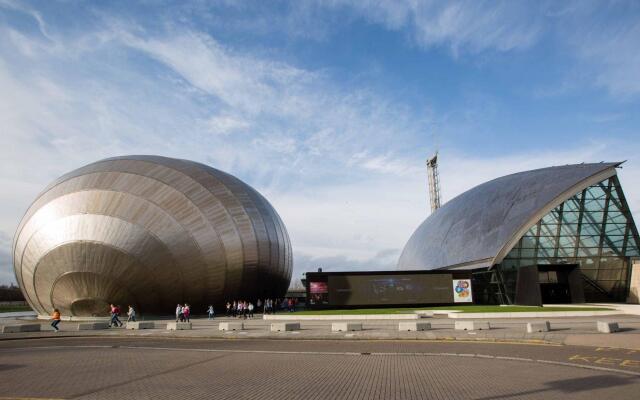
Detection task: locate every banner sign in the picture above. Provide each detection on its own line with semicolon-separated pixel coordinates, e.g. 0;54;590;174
452;279;473;303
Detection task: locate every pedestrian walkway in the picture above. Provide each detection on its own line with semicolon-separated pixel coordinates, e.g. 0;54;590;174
2;313;640;349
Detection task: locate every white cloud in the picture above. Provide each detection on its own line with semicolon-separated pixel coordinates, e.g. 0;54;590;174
569;17;640;98
0;2;638;288
327;0;542;55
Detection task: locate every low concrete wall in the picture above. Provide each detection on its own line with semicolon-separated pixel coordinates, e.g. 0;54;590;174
264;314;418;321
1;324;41;333
448;310;619;319
270;322;300;332
77;322;110;330
332;322;362;332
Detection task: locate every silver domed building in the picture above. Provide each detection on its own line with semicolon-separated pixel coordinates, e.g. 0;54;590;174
13;156;292;317
398;162;640;305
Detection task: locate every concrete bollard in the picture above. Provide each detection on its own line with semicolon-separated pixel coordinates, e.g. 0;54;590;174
526;321;551;333
77;322;110;331
398;322;431;331
219;322;244;331
270;322;300;332
455;321;490;331
1;324;41;333
126;321;154;330
332;322;362;332
597;321;620;333
415;310;434;318
166;322;192;330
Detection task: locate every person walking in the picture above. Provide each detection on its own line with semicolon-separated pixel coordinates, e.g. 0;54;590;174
207;305;215;320
51;308;61;332
226;302;231;317
183;304;191;322
232;301;237;318
176;304;182;322
127;305;136;322
109;304;123;327
248;302;254;319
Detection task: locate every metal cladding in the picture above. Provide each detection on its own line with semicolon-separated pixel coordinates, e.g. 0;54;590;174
13;155;292;317
397;162;621;271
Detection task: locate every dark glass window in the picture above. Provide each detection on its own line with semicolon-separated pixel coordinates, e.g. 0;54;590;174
495;175;639;303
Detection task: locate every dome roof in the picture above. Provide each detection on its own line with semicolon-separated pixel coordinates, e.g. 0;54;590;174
397;162;621;271
13;155;292;316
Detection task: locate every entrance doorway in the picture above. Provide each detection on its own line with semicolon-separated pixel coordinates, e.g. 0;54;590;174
538;266;571;303
514;264;585;306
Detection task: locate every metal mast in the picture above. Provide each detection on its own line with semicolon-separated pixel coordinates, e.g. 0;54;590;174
426;152;441;213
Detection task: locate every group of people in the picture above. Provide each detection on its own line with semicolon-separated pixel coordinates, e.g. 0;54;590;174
49;297;300;331
49;303;136;331
109;304;136;327
175;303;191;322
176;304;216;321
225;300;255;319
225;297;298;317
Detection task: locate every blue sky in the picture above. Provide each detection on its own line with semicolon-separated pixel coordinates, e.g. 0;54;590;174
1;0;639;284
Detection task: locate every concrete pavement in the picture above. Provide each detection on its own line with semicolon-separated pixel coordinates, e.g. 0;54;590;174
0;337;639;399
2;314;640;349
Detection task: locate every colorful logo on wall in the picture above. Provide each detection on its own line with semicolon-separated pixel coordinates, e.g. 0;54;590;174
452;279;473;303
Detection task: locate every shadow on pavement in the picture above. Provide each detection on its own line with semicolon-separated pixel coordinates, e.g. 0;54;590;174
476;375;638;399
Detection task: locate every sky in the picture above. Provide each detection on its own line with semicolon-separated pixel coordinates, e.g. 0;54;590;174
1;0;639;286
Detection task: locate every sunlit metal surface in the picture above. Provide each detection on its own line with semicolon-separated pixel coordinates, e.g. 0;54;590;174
13;156;292;317
398;163;621;271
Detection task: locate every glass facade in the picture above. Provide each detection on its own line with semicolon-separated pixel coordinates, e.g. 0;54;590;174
493;175;640;303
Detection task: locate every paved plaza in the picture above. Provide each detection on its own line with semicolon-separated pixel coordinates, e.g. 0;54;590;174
2;313;640;399
3;313;640;348
0;337;639;399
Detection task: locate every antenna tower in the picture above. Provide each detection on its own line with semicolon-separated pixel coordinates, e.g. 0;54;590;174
426;152;441;213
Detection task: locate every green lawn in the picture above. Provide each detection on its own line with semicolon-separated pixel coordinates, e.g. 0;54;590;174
295;305;613;315
0;305;33;313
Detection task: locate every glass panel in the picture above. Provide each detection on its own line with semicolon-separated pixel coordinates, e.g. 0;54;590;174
577;248;599;257
581;268;598;280
542;211;560;224
521;237;537;248
520;258;535;266
606;212;626;224
579;236;600;247
584;199;606;212
525;224;538;236
521;248;535;258
564;198;581;212
597;269;622;280
600;244;622;257
626;245;640;256
599;257;624;268
605;236;625;248
607;199;623;213
581;223;602;236
539;224;558;236
605;224;626;236
557;247;574;257
583;212;605;224
558;236;577;248
560;224;579;236
538;236;555;249
585;185;606;199
561;212;580;223
581;257;599;268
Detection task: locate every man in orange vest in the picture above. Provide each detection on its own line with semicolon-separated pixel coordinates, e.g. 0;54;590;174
51;309;61;332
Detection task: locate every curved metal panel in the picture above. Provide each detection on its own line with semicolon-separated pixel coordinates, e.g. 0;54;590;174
13;155;292;317
397;163;621;271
